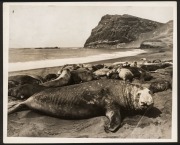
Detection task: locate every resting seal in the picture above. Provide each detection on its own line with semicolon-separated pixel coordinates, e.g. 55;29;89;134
126;67;153;81
149;80;172;93
140;63;172;71
8;79;153;132
8;75;41;85
93;68;110;77
8;84;46;99
150;66;173;77
57;64;80;75
42;69;71;87
70;69;94;84
92;64;104;71
106;69;120;79
117;68;134;82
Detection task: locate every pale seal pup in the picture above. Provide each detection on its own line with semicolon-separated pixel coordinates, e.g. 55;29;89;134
42;69;71;87
117;68;134;82
93;68;110;77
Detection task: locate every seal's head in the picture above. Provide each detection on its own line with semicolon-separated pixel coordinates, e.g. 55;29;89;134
134;87;154;110
8;86;25;99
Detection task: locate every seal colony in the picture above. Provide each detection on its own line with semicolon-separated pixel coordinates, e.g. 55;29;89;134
8;60;172;132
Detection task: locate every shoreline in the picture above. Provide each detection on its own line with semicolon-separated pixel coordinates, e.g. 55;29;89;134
8;48;172;77
9;49;146;72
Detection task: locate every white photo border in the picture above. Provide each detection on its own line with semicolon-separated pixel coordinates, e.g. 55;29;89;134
3;1;178;143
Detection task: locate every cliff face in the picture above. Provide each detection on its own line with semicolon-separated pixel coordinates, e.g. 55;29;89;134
84;14;164;48
139;20;173;49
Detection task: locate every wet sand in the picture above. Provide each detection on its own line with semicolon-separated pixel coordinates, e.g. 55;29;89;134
7;48;173;140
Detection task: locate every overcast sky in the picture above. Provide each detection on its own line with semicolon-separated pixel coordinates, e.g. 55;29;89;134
7;3;175;48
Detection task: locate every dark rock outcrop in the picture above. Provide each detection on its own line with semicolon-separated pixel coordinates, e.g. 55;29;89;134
84;14;164;48
140;40;167;49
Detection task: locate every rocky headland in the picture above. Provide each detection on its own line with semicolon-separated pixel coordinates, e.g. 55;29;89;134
84;14;173;49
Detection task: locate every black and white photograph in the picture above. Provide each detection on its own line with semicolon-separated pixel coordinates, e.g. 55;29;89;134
3;2;177;143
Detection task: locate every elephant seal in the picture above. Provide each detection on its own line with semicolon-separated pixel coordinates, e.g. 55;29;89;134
106;69;118;79
140;63;172;71
151;66;173;77
149;80;172;93
8;79;153;132
58;64;80;75
92;64;104;71
93;68;110;77
44;74;57;82
126;67;153;81
8;84;46;99
42;69;71;87
117;68;134;82
8;75;41;85
71;69;94;84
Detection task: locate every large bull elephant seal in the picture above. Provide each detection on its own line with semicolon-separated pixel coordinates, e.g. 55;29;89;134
8;79;153;132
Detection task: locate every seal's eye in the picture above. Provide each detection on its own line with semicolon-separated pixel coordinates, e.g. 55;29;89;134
148;90;153;95
137;93;141;98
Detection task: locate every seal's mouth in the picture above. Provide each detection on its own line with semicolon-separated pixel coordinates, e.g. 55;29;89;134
140;102;154;109
148;103;154;108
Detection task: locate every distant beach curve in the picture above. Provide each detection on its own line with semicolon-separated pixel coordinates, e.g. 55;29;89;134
9;49;146;72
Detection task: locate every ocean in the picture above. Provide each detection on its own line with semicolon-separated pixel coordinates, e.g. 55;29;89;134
8;48;146;72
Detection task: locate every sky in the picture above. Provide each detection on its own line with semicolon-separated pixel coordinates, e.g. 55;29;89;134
7;2;175;48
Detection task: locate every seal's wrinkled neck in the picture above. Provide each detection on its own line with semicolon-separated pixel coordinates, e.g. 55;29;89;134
113;82;142;111
119;82;153;111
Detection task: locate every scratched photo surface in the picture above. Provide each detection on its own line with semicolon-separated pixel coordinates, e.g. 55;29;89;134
3;2;177;143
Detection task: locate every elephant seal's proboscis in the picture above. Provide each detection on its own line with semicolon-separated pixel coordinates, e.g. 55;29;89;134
8;79;154;132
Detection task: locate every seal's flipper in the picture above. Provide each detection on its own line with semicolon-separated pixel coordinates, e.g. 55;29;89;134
8;102;26;114
104;103;121;132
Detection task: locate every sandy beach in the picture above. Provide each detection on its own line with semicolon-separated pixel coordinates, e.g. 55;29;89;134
7;48;173;139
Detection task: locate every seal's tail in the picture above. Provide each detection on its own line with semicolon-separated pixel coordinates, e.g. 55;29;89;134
8;102;26;115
